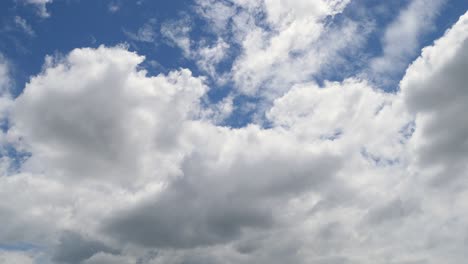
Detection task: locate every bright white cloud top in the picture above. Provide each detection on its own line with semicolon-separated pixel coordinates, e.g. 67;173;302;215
0;1;467;264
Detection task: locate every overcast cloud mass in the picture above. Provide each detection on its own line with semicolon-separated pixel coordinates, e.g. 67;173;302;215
0;0;467;263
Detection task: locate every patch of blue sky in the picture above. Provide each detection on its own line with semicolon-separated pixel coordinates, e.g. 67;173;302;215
0;0;197;96
0;115;9;133
0;143;31;174
221;95;263;128
360;147;400;167
0;242;40;252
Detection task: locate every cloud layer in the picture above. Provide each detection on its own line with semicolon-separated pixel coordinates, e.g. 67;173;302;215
0;2;467;264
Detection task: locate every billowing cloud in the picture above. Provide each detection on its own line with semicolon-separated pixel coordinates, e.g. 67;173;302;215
103;124;343;249
402;12;468;186
13;45;206;186
52;231;119;264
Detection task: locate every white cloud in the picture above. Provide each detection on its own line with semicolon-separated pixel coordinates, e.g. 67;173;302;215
22;0;53;18
195;38;230;77
369;0;446;85
14;16;35;37
0;55;11;93
13;45;206;187
124;19;157;43
0;56;15;175
160;16;192;56
195;0;237;33
194;0;367;98
160;15;230;81
402;11;468;186
1;45;410;263
200;94;234;124
108;1;121;13
268;78;409;162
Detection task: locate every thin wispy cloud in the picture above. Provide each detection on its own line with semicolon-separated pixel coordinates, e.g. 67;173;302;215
14;16;35;37
21;0;53;18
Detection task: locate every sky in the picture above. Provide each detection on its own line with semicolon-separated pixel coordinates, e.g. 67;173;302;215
0;0;467;263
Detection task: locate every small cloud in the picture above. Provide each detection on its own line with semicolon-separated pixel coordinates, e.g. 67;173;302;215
160;15;192;56
21;0;53;18
108;1;121;13
367;0;445;87
14;16;35;37
90;35;97;45
123;19;157;43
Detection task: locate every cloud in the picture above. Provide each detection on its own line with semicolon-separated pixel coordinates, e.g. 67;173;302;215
82;253;133;264
124;19;158;43
192;0;373;99
103;124;343;249
52;231;119;264
369;0;446;85
195;0;237;33
0;54;11;93
13;45;206;186
0;250;34;264
3;44;398;263
178;0;367;98
402;11;468;186
22;0;53;18
5;45;351;261
108;1;121;13
268;78;409;163
14;16;35;37
364;198;421;226
0;55;16;174
160;16;192;56
1;9;468;264
194;38;230;78
160;12;231;82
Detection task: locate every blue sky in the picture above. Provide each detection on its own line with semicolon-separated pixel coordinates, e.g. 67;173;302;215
0;1;468;264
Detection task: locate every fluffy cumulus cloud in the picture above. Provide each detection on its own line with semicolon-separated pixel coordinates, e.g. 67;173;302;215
402;12;468;186
0;1;467;264
14;46;206;186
